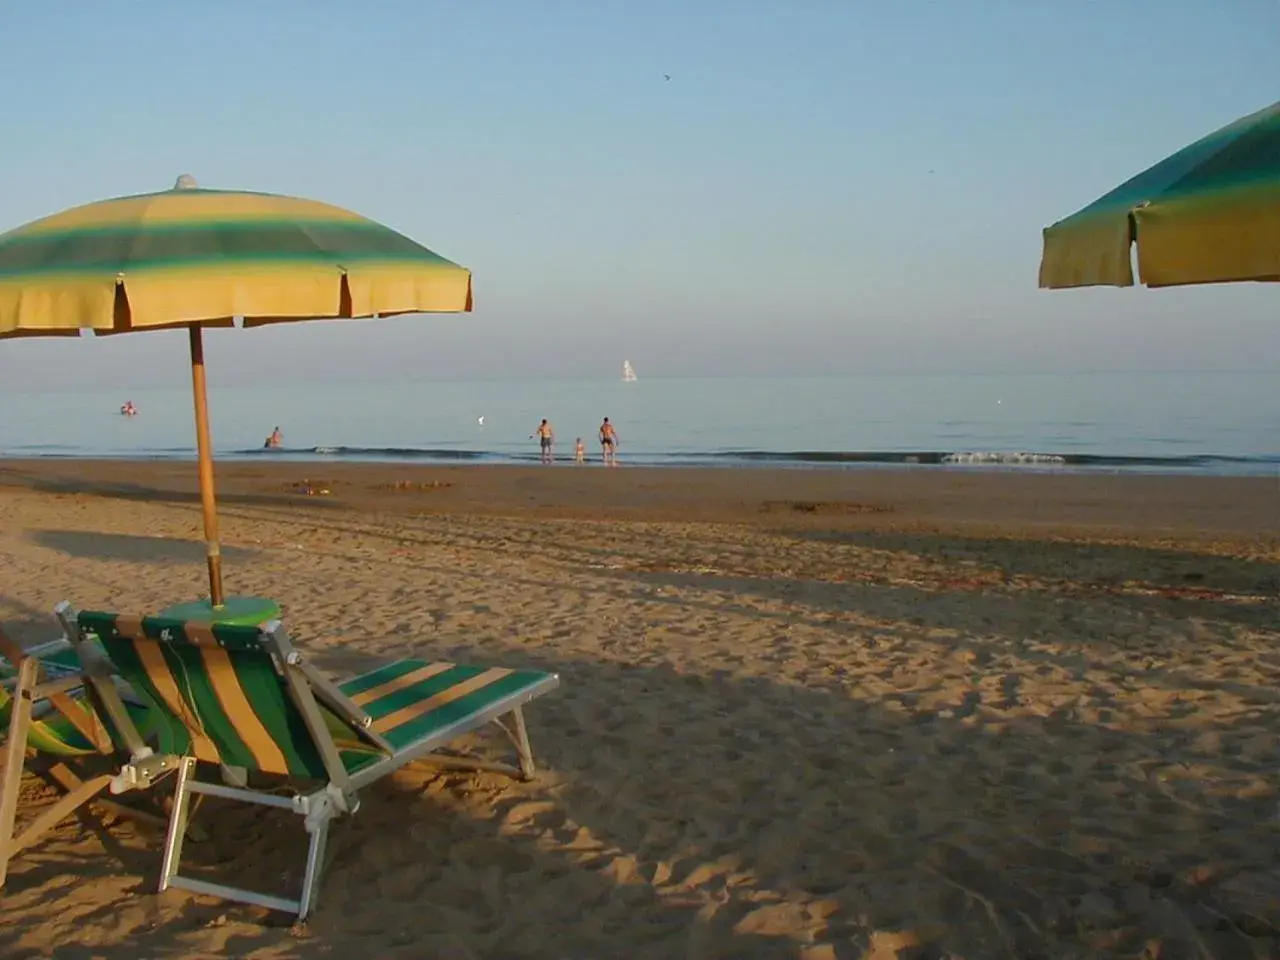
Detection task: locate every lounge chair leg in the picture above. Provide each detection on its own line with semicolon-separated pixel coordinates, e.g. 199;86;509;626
158;757;196;894
510;707;535;781
11;773;113;855
43;763;168;831
0;658;37;889
298;813;331;921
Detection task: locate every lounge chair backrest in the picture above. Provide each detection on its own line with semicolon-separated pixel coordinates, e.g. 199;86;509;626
76;611;332;779
0;654;77;726
0;633;118;756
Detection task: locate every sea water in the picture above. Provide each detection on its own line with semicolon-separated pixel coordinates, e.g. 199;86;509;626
0;372;1276;475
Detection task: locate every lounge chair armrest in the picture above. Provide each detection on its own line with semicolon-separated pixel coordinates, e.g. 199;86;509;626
290;656;393;752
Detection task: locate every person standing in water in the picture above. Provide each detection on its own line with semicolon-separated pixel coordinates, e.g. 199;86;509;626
574;437;586;464
532;418;555;464
598;417;619;466
264;426;282;449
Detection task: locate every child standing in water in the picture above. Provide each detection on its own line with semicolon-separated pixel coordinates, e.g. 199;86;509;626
574;438;586;463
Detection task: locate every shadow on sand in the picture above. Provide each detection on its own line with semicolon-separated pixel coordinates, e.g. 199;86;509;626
2;633;1277;958
28;530;260;566
789;528;1280;598
3;470;345;513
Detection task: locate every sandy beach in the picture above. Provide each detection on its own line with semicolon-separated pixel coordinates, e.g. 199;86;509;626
0;458;1277;959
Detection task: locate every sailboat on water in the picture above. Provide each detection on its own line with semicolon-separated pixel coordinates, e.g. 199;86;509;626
622;360;637;382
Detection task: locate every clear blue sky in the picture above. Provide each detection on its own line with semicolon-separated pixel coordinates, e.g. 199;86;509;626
1;0;1278;387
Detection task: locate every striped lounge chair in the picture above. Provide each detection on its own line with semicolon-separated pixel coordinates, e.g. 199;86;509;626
0;628;161;888
63;602;560;920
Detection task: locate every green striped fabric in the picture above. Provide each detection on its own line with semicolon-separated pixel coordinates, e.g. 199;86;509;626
0;188;463;280
78;611;333;778
0;220;455;278
337;660;554;751
77;612;555;779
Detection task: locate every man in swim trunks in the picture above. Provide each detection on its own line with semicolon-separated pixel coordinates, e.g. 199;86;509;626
598;417;618;466
534;419;555;464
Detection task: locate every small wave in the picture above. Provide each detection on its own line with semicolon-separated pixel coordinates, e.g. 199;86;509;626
701;450;1278;469
942;451;1066;465
271;445;487;461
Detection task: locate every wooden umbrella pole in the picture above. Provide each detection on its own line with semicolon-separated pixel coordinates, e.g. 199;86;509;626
187;324;225;607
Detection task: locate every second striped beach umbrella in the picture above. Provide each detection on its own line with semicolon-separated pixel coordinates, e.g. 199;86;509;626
1039;98;1280;289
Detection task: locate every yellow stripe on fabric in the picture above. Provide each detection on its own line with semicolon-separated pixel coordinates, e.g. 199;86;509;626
0;276;118;337
10;191;368;235
349;662;455;708
343;262;473;318
179;622;225;649
132;641;220;763
194;646;290;775
122;266;348;328
47;691;111;752
121;263;470;328
185;623;290;775
0;263;471;336
1132;195;1280;287
1039;214;1135;289
112;615;145;642
371;668;512;735
1040;179;1280;290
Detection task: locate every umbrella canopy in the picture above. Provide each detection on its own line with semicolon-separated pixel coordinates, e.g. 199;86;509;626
1039;98;1280;289
0;177;472;612
0;178;472;334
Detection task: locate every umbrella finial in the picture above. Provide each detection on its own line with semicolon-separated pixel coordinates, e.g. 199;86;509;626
173;174;199;190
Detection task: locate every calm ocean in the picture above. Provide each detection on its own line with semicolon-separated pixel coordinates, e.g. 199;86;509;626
0;372;1276;475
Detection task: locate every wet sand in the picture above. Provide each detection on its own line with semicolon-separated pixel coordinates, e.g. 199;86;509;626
0;459;1277;958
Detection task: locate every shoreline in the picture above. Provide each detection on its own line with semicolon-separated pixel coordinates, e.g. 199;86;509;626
8;447;1278;477
1;456;1276;541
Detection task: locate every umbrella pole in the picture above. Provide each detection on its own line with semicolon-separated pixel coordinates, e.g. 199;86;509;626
187;324;225;608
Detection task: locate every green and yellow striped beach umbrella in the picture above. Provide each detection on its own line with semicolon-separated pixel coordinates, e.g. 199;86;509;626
1039;98;1280;289
0;175;473;610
